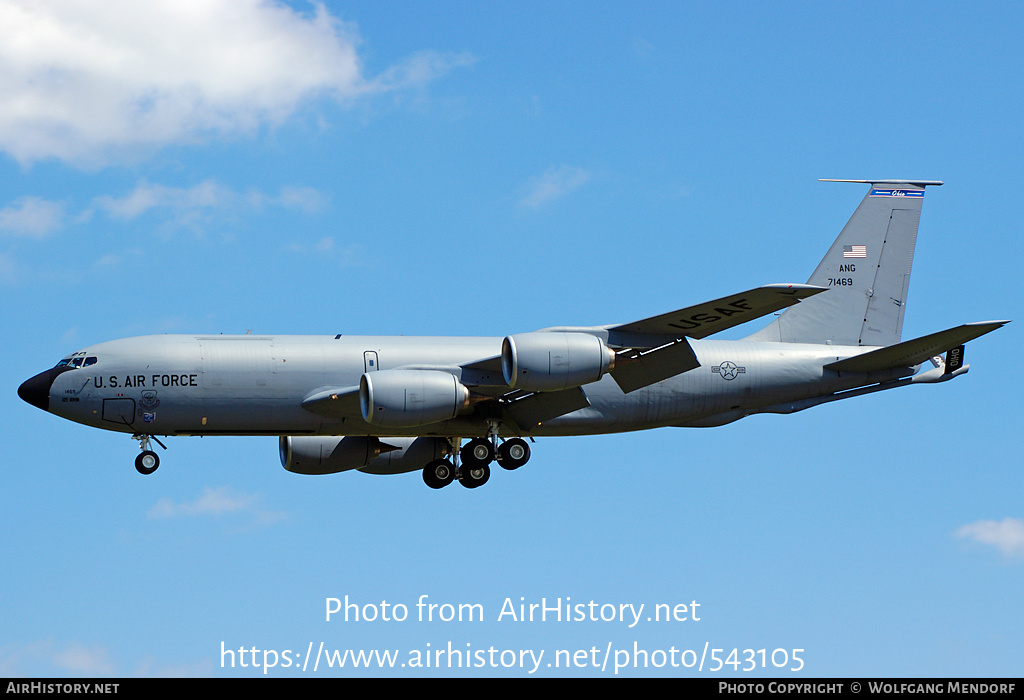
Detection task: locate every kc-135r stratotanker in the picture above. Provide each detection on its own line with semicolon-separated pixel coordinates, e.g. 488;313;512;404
19;180;1008;489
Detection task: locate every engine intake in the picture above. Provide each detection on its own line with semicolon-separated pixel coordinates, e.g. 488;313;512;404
360;369;470;428
501;332;615;392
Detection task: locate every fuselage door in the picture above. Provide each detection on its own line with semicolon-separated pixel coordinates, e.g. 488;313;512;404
364;351;379;373
102;398;136;426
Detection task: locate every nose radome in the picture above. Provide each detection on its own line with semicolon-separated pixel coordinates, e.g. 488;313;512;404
18;367;69;412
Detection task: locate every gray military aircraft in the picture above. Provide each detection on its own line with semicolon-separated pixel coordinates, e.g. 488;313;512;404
19;180;1007;489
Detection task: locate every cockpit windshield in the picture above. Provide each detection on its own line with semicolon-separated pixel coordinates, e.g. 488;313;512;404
56;352;98;369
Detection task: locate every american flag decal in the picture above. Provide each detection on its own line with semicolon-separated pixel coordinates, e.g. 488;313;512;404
843;245;867;258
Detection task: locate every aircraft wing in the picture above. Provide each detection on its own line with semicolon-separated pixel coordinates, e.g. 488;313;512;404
608;284;826;342
301;284;831;425
824;321;1010;373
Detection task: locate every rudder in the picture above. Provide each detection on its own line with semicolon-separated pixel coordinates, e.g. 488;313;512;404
747;179;943;347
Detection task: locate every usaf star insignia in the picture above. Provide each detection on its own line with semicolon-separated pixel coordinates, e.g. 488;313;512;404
712;361;746;380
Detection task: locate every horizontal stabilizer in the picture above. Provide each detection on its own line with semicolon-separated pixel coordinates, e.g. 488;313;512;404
609;284;825;342
818;179;944;187
824;321;1009;373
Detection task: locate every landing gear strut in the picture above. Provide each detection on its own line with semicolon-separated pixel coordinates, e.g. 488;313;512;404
421;430;533;490
133;434;166;475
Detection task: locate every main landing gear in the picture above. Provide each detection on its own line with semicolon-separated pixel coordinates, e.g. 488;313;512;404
132;434;167;475
421;435;532;490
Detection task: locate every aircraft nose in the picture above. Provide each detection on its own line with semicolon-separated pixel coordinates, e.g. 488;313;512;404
18;368;64;412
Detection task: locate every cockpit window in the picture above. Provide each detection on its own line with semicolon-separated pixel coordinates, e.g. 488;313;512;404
56;352;97;369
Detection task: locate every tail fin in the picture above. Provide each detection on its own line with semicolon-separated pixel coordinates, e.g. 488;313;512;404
747;179;943;347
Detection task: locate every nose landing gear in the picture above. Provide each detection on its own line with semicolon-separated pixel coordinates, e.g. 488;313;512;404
132;434;166;475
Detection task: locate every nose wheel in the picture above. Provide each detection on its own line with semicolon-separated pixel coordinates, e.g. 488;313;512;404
132;434;166;475
135;450;160;475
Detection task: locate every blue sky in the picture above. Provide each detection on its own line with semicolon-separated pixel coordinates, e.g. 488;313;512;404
2;0;1022;677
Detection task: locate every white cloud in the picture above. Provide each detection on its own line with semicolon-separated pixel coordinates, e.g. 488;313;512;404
149;485;255;518
0;0;471;166
273;186;328;212
955;517;1024;559
93;248;145;270
148;485;285;527
93;180;231;221
0;196;64;238
254;185;330;214
0;641;115;676
0;179;330;256
367;50;477;94
133;656;214;678
0;249;18;284
90;179;328;231
97;180;240;221
52;643;115;676
284;235;362;267
520;165;593;207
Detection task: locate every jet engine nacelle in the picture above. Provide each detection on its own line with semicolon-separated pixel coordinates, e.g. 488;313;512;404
281;435;385;475
359;369;470;428
358;436;450;475
501;332;615;392
281;436;450;475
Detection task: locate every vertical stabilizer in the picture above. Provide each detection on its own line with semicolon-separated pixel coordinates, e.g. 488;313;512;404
747;180;942;347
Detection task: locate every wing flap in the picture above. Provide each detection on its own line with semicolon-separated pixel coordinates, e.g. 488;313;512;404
503;386;590;429
824;321;1009;373
609;284;826;341
610;338;701;393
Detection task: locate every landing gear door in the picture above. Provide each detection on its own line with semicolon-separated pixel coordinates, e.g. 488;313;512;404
364;351;379;373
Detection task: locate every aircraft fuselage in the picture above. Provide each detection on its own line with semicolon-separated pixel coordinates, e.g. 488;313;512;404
32;333;909;439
